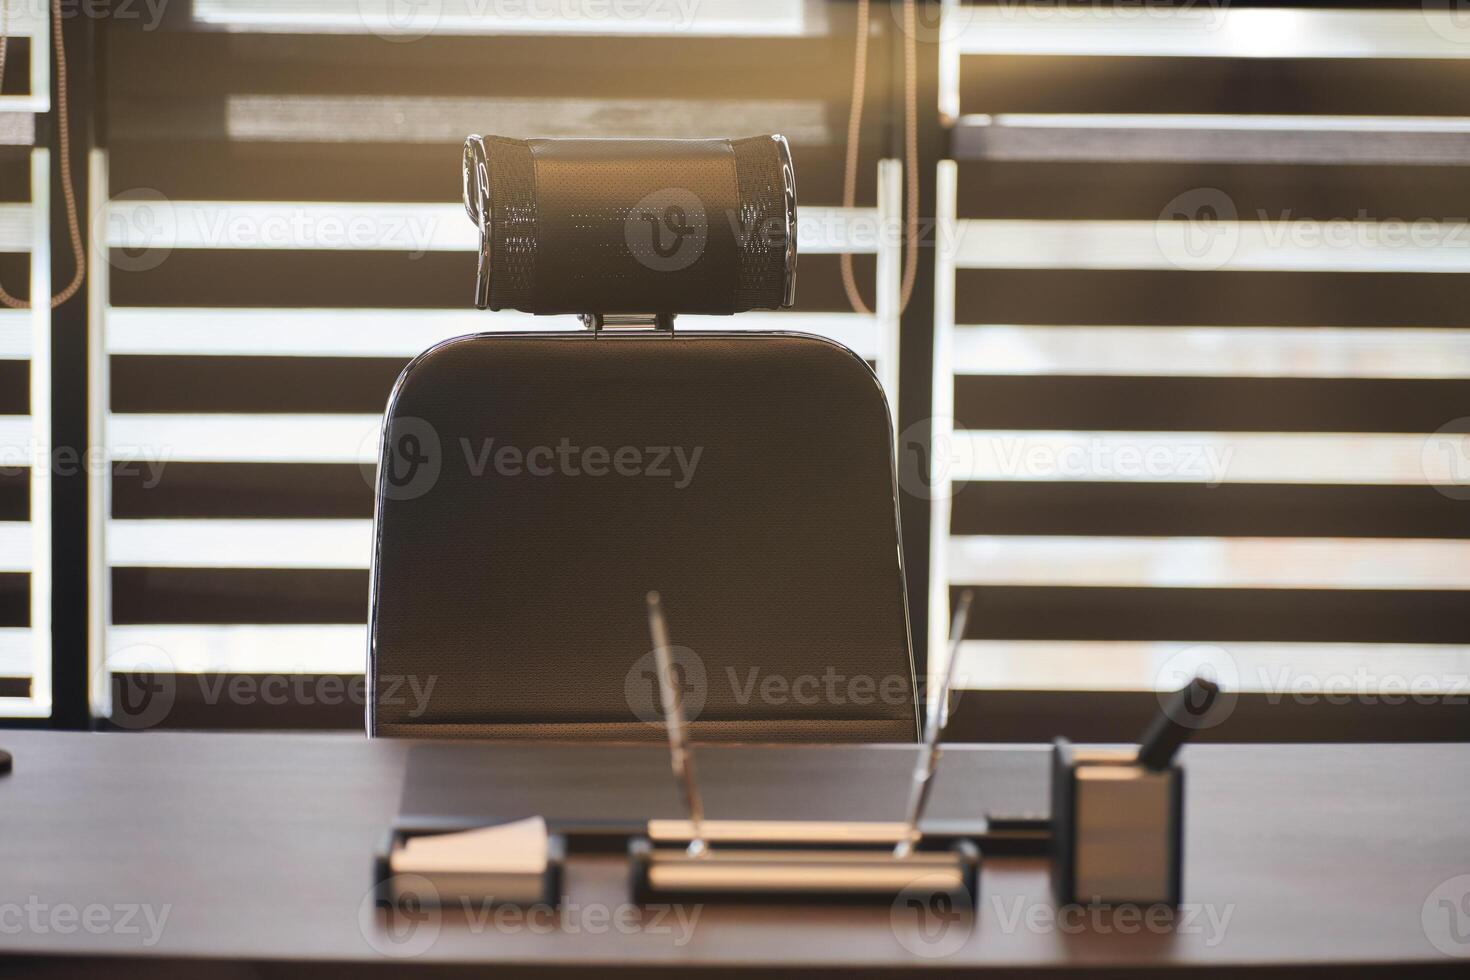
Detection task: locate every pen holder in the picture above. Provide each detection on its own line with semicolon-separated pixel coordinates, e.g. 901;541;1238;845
1050;738;1182;907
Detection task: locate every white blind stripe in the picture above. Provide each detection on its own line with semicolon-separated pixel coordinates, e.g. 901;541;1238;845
106;308;574;356
953;640;1470;694
952;219;1470;273
108;414;382;464
0;204;31;253
983;114;1470;134
0;311;31;358
102;201;878;255
104;202;476;252
108;520;373;569
104;309;884;359
954;8;1470;60
0;697;46;718
0;113;34;148
120;633;1456;687
950;431;1463;486
0;524;31;573
948;536;1470;590
223;94;833;145
105;624;368;675
0;0;43;33
0;417;32;458
953;115;1470;166
193;0;813;37
0;629;30;676
954;326;1470;379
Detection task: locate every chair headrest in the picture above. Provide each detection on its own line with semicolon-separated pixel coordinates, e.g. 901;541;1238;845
462;135;797;316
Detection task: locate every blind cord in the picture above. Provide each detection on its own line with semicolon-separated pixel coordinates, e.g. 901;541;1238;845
840;0;921;317
0;0;87;310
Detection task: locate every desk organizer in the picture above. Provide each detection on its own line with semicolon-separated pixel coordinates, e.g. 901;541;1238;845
1050;739;1182;906
628;833;980;904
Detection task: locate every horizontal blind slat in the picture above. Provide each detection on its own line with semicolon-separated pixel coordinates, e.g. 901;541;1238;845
949;482;1470;540
948;536;1470;590
949;586;1470;645
953;376;1470;432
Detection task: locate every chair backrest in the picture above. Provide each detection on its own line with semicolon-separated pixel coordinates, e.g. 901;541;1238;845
368;331;916;741
368;133;916;741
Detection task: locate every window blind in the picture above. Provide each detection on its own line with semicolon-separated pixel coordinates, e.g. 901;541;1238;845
88;1;906;724
930;1;1470;702
0;1;51;716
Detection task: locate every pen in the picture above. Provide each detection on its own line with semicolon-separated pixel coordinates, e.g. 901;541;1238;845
894;589;975;859
646;591;708;858
1136;675;1221;771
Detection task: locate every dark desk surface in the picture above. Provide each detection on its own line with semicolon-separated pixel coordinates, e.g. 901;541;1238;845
0;732;1465;977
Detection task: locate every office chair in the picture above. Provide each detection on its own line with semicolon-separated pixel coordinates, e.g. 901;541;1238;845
368;134;917;742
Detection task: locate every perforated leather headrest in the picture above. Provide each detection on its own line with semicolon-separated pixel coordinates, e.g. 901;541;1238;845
462;134;797;315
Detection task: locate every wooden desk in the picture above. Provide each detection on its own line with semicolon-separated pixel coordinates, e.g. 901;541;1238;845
0;732;1464;976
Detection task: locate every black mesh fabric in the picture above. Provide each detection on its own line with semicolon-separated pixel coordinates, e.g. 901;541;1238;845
484;136;538;312
479;136;791;315
730;135;791;311
369;332;915;742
